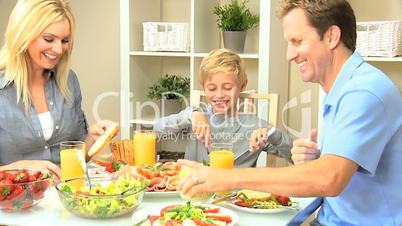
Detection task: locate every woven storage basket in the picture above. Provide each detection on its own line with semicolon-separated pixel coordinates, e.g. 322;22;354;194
143;22;189;52
356;20;402;57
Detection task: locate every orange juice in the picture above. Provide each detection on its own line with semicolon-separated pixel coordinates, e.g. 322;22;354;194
209;143;234;195
210;150;235;169
133;131;156;166
60;141;86;189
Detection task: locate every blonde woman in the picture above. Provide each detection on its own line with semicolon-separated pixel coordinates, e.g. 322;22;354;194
0;0;116;178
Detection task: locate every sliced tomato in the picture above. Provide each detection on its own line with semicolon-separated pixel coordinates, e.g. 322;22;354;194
234;200;253;208
206;214;232;224
149;215;160;224
137;167;156;179
160;204;180;216
193;219;217;226
203;207;220;213
165;219;183;226
161;161;181;171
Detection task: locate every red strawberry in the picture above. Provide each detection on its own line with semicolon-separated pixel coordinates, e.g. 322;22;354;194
28;175;37;182
5;172;15;182
0;199;13;210
32;171;43;180
4;184;26;209
21;198;33;209
29;180;50;193
0;171;5;181
0;178;14;200
6;184;26;201
14;169;29;183
31;190;45;200
275;195;291;206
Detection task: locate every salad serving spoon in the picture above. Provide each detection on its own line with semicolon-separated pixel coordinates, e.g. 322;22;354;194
132;214;150;226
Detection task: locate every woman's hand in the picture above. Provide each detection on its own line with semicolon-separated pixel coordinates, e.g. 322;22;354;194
249;128;269;151
191;111;211;148
177;159;233;198
291;129;320;164
0;160;61;182
86;120;120;149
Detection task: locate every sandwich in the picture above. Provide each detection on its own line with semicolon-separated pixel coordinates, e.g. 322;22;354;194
234;189;291;208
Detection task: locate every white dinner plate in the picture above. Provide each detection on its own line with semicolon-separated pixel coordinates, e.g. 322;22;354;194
144;190;179;198
226;200;299;214
132;203;239;226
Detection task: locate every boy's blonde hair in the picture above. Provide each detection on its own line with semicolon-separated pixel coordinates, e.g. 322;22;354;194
199;49;247;86
0;0;75;113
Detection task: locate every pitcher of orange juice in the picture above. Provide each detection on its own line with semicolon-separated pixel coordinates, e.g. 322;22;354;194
210;143;234;195
60;141;86;189
133;130;156;166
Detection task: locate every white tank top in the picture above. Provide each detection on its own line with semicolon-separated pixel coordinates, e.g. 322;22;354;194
37;111;54;141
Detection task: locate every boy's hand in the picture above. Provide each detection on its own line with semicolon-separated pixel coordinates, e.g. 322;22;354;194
291;129;320;164
191;111;211;148
249;128;269;151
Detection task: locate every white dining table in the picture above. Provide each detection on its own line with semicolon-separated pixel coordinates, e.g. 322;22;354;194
0;187;316;226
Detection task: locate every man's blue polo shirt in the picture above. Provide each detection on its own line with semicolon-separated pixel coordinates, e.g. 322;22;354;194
317;52;402;225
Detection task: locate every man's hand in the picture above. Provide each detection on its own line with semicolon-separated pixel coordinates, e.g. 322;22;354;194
177;159;232;198
291;129;320;164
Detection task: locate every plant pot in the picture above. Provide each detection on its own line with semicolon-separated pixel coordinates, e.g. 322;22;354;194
223;31;247;53
160;99;183;116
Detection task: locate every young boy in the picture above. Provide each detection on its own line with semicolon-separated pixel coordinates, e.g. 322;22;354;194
153;49;292;167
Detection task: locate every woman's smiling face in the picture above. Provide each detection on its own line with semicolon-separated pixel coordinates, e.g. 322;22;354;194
28;19;71;72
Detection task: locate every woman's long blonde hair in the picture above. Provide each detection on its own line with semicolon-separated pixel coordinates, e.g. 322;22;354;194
0;0;75;113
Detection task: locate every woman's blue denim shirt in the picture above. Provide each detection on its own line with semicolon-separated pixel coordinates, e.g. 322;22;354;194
0;69;88;165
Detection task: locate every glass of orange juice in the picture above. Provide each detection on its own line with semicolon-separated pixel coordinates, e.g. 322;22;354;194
60;141;86;189
133;130;156;167
210;143;234;195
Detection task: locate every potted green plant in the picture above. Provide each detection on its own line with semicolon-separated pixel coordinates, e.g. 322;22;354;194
213;0;259;53
147;74;190;116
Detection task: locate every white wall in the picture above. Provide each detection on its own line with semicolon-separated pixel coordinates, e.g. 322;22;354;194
69;0;120;127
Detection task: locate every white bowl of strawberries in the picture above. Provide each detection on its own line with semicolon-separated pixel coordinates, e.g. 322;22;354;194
0;169;53;211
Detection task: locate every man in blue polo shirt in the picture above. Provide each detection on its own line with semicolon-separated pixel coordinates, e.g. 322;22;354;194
178;0;402;225
280;0;402;224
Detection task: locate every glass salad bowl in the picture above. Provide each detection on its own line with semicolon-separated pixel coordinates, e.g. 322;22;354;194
55;174;148;218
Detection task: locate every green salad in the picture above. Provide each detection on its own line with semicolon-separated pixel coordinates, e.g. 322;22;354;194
57;176;148;218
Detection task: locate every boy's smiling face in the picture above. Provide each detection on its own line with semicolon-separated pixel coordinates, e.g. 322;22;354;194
203;72;247;116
